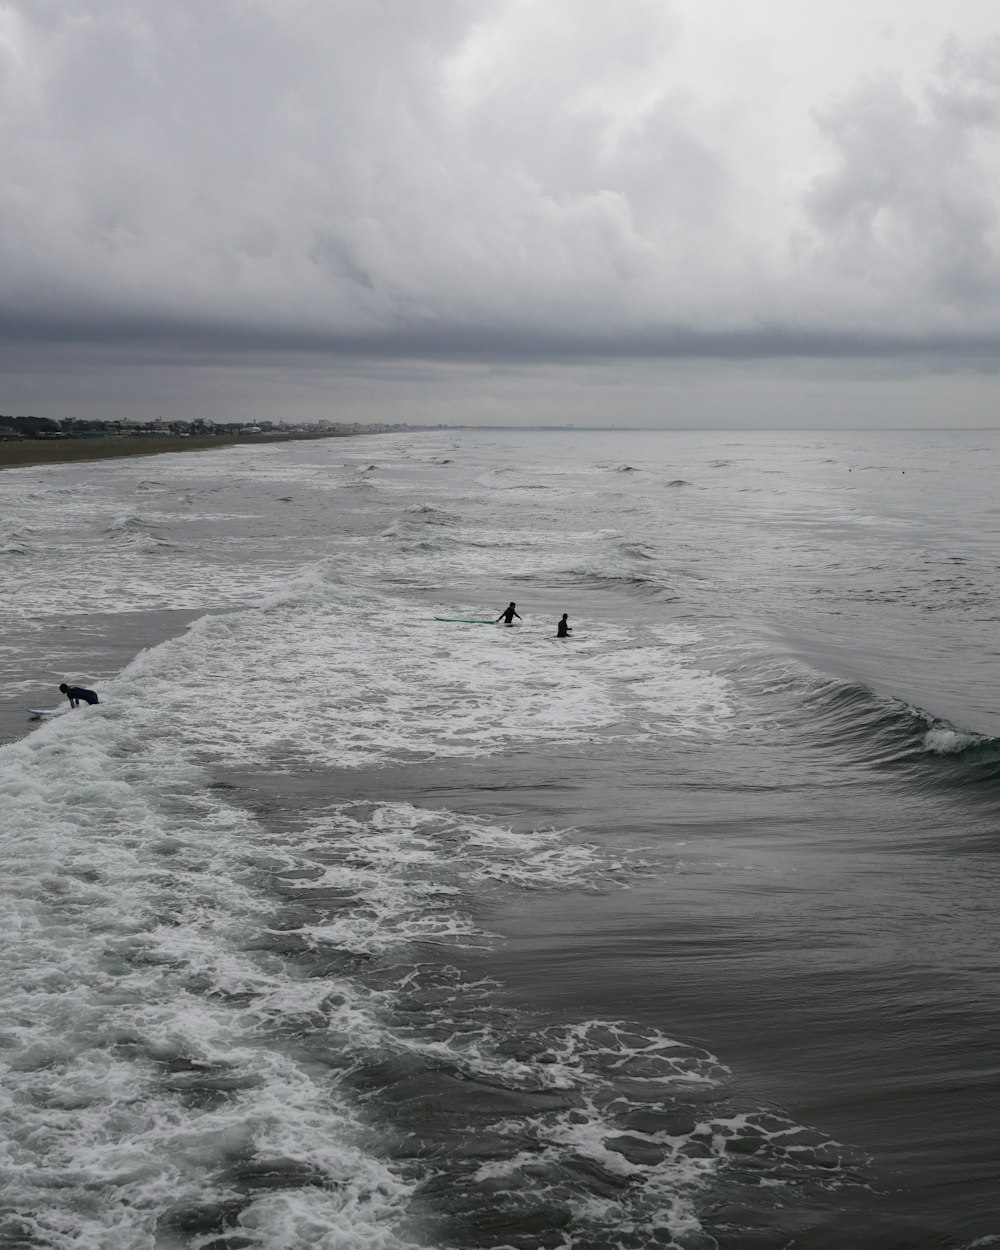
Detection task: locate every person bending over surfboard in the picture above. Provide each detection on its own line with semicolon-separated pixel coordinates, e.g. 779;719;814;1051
496;602;522;626
59;683;99;708
557;613;571;637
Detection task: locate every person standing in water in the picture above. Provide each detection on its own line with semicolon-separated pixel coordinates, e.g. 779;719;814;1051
556;613;571;637
59;682;99;708
496;602;522;626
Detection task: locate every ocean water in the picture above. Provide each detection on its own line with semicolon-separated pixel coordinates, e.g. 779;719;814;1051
1;428;998;1250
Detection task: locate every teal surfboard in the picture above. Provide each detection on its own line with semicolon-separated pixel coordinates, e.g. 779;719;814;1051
434;615;495;623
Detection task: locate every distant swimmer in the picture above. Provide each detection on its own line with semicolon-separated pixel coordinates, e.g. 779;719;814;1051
59;683;99;708
557;613;572;638
496;602;522;626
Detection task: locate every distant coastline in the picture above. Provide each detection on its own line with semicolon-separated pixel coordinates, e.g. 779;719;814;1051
0;429;362;471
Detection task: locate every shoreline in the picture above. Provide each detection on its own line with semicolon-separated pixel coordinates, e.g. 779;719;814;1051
0;430;357;471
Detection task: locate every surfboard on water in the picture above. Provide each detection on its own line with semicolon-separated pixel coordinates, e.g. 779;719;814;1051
26;707;63;718
433;615;496;623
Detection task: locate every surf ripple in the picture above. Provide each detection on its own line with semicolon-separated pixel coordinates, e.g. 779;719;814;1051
778;668;1000;791
617;541;657;560
544;567;678;600
104;513;158;534
380;504;464;542
346;1008;870;1250
256;799;866;1250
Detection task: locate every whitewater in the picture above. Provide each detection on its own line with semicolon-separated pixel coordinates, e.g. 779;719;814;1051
1;428;998;1250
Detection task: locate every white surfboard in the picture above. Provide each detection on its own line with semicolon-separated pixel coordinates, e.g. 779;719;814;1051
26;707;64;718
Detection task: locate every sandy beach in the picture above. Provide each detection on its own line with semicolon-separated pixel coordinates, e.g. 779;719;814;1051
0;430;354;471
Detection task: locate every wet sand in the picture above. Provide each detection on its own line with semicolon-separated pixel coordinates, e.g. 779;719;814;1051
0;430;355;471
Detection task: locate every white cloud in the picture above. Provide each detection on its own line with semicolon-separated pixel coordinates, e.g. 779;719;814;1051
802;39;1000;326
3;0;1000;422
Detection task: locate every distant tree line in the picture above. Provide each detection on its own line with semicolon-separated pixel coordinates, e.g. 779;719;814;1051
0;415;216;437
0;415;130;435
0;414;436;438
0;415;62;434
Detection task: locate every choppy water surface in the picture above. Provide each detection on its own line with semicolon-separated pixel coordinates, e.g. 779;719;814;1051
1;429;999;1250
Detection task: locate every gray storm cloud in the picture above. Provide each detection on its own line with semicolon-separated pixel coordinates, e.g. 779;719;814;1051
804;39;1000;329
2;0;1000;400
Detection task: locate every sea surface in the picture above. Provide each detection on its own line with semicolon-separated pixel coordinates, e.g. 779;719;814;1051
1;428;998;1250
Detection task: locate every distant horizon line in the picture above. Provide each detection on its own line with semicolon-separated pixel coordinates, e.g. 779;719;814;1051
426;424;1000;432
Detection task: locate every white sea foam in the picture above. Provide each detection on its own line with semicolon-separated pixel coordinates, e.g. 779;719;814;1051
0;441;387;623
462;1019;865;1248
104;577;732;771
0;695;653;1247
0;482;307;620
2;431;886;1249
923;726;985;754
0;721;433;1250
576;646;734;735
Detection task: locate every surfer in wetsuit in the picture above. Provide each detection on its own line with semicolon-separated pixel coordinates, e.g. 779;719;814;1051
59;683;99;708
496;602;522;626
557;613;571;637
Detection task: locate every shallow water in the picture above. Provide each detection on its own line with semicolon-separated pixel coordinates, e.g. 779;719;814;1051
1;429;998;1249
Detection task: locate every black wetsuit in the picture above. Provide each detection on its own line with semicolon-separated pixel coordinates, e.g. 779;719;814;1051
64;686;99;707
497;606;521;625
557;619;571;637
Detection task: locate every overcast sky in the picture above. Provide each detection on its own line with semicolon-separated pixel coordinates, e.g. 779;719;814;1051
3;0;1000;427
